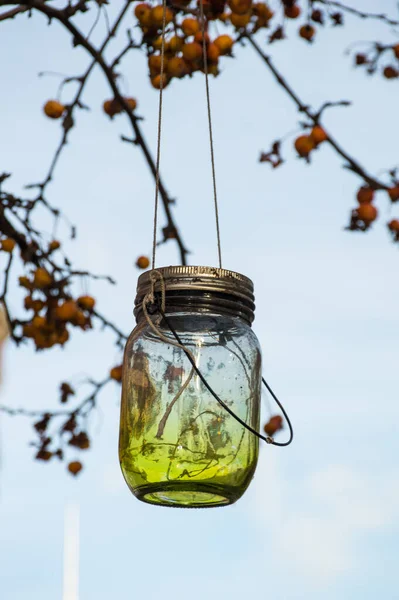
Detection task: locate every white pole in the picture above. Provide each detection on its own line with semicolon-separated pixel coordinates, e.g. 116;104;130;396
63;504;80;600
0;303;10;386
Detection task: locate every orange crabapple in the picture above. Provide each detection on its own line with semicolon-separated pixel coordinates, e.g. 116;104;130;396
70;310;88;328
207;43;220;63
264;415;283;436
134;3;152;24
309;125;328;145
125;97;138;111
230;12;252;28
206;64;220;76
32;315;47;329
68;461;83;476
152;36;164;51
55;300;78;321
284;4;300;18
110;365;123;382
356;186;374;205
151;73;170;89
57;329;70;345
311;8;323;23
194;31;210;45
150;5;173;28
136;255;150;269
383;66;399;79
103;99;118;117
77;296;96;311
357;203;378;223
48;240;61;251
182;41;203;62
388;186;399;202
253;2;273;20
294;135;315;157
167;57;188;78
214;34;234;55
1;238;16;252
168;35;184;53
228;0;252;16
148;54;167;75
181;18;200;36
43;100;65;119
388;219;399;232
299;24;315;42
33;268;52;289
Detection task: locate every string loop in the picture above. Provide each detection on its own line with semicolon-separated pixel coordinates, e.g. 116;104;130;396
151;0;223;269
151;0;168;270
199;0;222;268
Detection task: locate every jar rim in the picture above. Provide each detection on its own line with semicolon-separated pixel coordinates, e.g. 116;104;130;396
134;265;256;324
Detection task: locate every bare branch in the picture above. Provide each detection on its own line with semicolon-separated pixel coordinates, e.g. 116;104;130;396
25;0;189;265
314;0;399;27
246;33;387;190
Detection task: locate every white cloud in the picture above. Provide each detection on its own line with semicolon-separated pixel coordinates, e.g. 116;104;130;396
250;453;399;586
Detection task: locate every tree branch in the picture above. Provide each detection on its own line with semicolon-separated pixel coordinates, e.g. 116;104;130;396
246;33;387;190
314;0;399;27
25;0;189;265
29;0;132;217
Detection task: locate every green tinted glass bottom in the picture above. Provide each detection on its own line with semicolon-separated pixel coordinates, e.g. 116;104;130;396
131;481;240;508
119;432;258;508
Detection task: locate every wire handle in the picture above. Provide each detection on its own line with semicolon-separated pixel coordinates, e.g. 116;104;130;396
156;305;294;447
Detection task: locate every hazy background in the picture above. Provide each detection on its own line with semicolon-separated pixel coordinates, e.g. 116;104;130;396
0;1;398;598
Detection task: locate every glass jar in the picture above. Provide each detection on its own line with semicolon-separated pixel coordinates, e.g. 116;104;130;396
119;266;262;508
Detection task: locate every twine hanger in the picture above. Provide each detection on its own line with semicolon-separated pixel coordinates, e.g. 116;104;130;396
143;4;293;447
151;0;222;272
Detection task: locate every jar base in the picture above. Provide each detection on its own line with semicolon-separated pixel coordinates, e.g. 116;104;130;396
134;482;239;508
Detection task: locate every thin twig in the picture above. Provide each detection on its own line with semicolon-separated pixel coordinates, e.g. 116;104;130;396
315;0;399;27
25;0;189;265
246;33;387;190
32;1;132;202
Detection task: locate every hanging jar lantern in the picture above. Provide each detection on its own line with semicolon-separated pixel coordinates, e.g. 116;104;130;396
118;0;293;508
119;266;262;508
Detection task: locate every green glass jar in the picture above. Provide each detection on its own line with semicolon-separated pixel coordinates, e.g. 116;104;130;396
119;266;262;508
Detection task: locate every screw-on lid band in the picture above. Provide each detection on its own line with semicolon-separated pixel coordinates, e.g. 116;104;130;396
134;265;256;324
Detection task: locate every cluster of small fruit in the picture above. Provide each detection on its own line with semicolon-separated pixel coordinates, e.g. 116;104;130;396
38;1;350;119
33;382;89;476
281;1;344;43
290;128;399;238
135;1;239;89
294;125;328;160
134;0;337;74
16;246;96;350
355;44;399;80
349;185;399;234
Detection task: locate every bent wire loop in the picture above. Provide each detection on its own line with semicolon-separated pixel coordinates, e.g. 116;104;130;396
148;302;294;447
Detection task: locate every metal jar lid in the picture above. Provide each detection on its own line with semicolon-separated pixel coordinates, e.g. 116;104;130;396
134;265;256;324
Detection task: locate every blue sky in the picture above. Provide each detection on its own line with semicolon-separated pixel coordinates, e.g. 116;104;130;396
1;1;399;598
